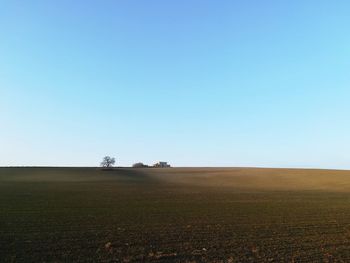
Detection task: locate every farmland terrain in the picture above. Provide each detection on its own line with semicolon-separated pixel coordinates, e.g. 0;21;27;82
2;167;350;262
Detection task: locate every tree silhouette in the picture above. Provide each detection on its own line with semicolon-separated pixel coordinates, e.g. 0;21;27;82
100;156;115;168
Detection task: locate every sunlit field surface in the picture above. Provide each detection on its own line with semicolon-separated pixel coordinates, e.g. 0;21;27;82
2;167;350;262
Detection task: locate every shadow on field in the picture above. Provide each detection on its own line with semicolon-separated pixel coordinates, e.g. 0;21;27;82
0;167;160;184
101;168;159;184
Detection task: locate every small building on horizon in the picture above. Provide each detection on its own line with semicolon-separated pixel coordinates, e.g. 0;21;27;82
153;161;171;168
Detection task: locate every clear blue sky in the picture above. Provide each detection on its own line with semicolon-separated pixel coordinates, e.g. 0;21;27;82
1;1;350;168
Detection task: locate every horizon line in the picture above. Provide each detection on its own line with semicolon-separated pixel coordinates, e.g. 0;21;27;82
0;166;349;172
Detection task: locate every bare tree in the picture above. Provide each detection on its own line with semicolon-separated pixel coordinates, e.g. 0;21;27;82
100;156;116;168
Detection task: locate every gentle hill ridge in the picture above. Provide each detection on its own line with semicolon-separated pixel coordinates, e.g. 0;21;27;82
2;167;350;191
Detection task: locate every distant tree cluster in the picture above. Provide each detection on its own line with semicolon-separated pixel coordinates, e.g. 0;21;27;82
132;162;148;168
100;156;171;169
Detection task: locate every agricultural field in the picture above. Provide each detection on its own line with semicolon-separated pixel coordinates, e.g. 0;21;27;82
2;167;350;262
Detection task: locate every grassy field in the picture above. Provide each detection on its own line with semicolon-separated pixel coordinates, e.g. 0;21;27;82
2;167;350;262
